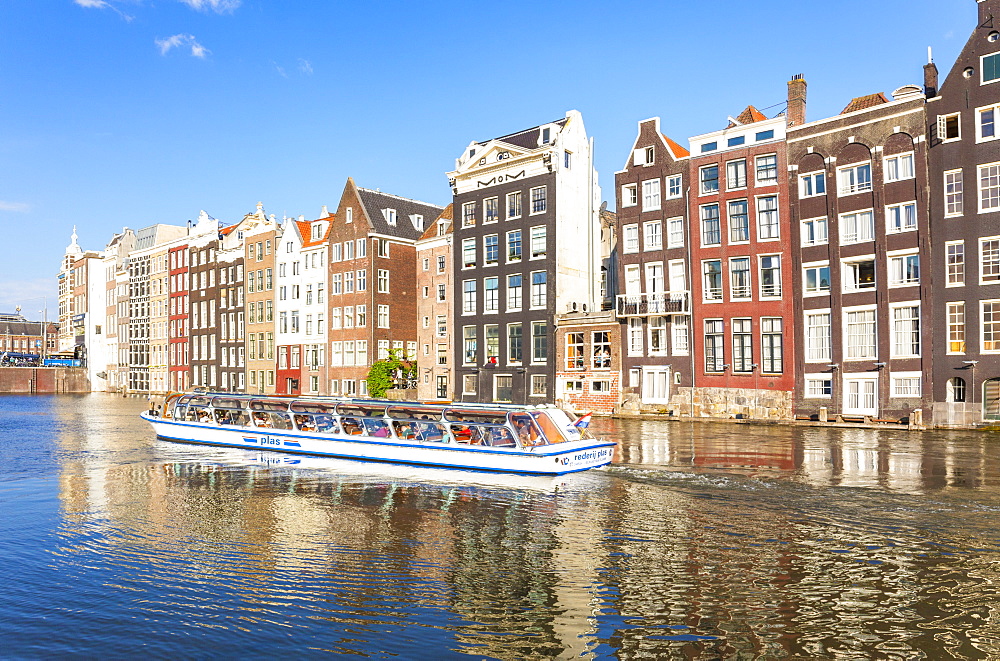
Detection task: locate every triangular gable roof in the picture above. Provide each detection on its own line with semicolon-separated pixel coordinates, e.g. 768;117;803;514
479;117;569;150
354;183;444;241
728;105;768;127
841;93;889;114
662;135;690;159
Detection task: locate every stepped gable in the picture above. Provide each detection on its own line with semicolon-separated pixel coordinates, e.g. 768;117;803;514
356;187;444;240
840;93;889;114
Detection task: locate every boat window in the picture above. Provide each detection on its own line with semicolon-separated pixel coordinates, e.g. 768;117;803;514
290;401;337;415
314;414;340;434
442;409;508;425
173;405;187;421
530;412;565;444
509;413;547;446
190;407;214;424
386;406;443;420
336;404;388;418
393;419;446;442
211;397;246;410
340;417;366;436
187;396;212;407
252;410;292;429
249;399;293;412
292;413;318;432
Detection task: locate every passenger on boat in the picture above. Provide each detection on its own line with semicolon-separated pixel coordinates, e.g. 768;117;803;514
420;422;443;442
512;415;539;446
450;424;472;443
393;421;416;440
253;412;272;428
197;409;212;424
342;417;363;435
364;419;390;437
314;415;338;433
215;410;232;425
294;415;317;432
489;427;516;447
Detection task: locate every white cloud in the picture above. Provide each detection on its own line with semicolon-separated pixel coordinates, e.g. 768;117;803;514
73;0;134;22
273;62;288;78
0;201;30;212
298;59;313;76
156;34;210;58
178;0;241;14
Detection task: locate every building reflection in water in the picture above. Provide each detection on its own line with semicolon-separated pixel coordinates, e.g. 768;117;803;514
39;395;1000;658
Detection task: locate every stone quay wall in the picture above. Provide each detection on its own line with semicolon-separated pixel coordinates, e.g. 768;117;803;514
0;367;91;394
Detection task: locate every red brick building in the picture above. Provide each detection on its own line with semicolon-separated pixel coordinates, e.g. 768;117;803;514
554;310;621;414
687;107;795;417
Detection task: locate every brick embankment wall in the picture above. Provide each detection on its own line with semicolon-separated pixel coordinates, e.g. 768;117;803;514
663;387;793;420
0;368;91;394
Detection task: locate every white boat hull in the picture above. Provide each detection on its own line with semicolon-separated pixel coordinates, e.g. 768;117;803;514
141;413;615;475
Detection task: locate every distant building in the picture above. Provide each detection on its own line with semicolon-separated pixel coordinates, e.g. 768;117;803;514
415;205;454;401
554;309;621;415
240;204;280;395
447;110;601;404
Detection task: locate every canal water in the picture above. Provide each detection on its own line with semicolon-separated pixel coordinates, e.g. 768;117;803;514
2;395;1000;659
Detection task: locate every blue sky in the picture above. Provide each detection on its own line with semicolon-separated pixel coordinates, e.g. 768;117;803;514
0;0;972;317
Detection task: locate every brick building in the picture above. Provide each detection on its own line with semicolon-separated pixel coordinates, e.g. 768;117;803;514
554;310;621;414
240;204;280;395
326;177;442;397
415;205;454;401
168;241;190;392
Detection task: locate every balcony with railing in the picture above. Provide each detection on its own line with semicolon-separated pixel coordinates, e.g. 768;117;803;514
616;291;690;317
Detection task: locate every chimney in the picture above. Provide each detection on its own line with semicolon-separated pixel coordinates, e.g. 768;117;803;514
924;46;939;97
321;205;329;217
787;74;807;127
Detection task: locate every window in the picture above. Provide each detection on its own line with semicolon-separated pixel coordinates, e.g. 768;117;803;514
462;238;476;268
701;204;721;246
805;312;831;362
667;217;684;248
840;210;875;244
884;153;915;182
356;305;366;327
948;377;966;403
508;323;522;363
462;279;477;313
485;325;499;362
701;141;717;153
703;260;723;301
983;52;1000;84
437;283;445;302
621;184;638;207
804;263;831;295
484;197;499;223
345;207;353;223
843;257;876;292
759;255;781;298
726;159;747;189
566;332;585;370
948;302;966;354
732;318;753;372
378;239;389;258
377;340;390;360
437;255;446;273
649;315;667;354
799;171;826;198
667;175;682;199
344;241;354;260
507;191;522;219
592;331;611;369
757;195;779;239
838;162;872;196
422;258;429;271
980;162;1000;211
642;179;661;210
623;224;640;253
891;373;922;398
627;318;643;355
357;270;367;291
704;319;724;372
531;374;547;397
507;274;522;311
507;230;522;262
377;305;389;328
437;344;448;367
886;202;917;233
755;154;777;185
462;201;476;227
727;135;745;147
728;200;749;243
484;276;499;313
947;241;965;286
531;322;547;363
699;164;719;194
463;374;476;395
357;238;366;258
672;316;688;355
945;169;964;216
756;129;774;141
463;326;477;365
888;253;920;287
982;237;1000;283
801;216;828;247
377;269;389;293
761;318;782;373
530;186;547;214
730;257;751;299
530;226;546;258
530;270;547;307
644;221;662;250
805;375;832;398
891;305;921;357
845;308;877;359
938;113;961;142
984;300;1000;352
484;234;499;265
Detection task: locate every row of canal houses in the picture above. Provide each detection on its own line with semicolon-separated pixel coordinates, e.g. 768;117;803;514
58;0;1000;426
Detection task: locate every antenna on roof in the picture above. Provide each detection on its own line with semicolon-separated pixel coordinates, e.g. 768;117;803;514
928;46;933;64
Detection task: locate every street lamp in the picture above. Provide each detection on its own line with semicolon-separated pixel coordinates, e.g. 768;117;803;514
963;361;979;418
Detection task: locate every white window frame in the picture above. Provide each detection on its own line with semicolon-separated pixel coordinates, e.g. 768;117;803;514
885;201;918;234
754;153;778;186
699;164;719;195
804;309;832;363
947;301;966;355
758;254;782;299
800;216;828;247
666;175;683;199
980;235;1000;284
890;371;922;398
839;209;875;245
799;171;826;198
887;250;920;288
883;152;915;183
843;304;878;361
946;240;965;287
804;373;833;399
979;161;1000;212
938;113;961;143
641;179;661;211
983;299;1000;353
889;301;921;358
842;255;877;293
802;260;831;297
945;169;964;217
623;224;639;254
837;161;873;196
756;194;780;241
981;52;1000;85
621;184;638;207
643;220;662;251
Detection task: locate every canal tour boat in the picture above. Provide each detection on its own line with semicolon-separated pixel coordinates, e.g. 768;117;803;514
140;392;616;475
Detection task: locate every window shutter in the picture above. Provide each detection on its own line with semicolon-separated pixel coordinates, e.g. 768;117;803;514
633;149;646;166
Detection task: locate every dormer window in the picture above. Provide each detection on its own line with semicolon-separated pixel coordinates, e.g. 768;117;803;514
384;209;397;226
469;148;476;159
437;220;447;236
311;223;324;240
542;127;551;144
410;214;424;232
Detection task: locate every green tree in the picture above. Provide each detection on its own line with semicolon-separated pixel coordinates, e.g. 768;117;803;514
365;349;417;398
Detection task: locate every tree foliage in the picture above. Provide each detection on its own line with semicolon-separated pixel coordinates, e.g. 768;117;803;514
365;349;417;398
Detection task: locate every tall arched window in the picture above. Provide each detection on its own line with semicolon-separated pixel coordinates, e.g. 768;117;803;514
948;377;966;403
